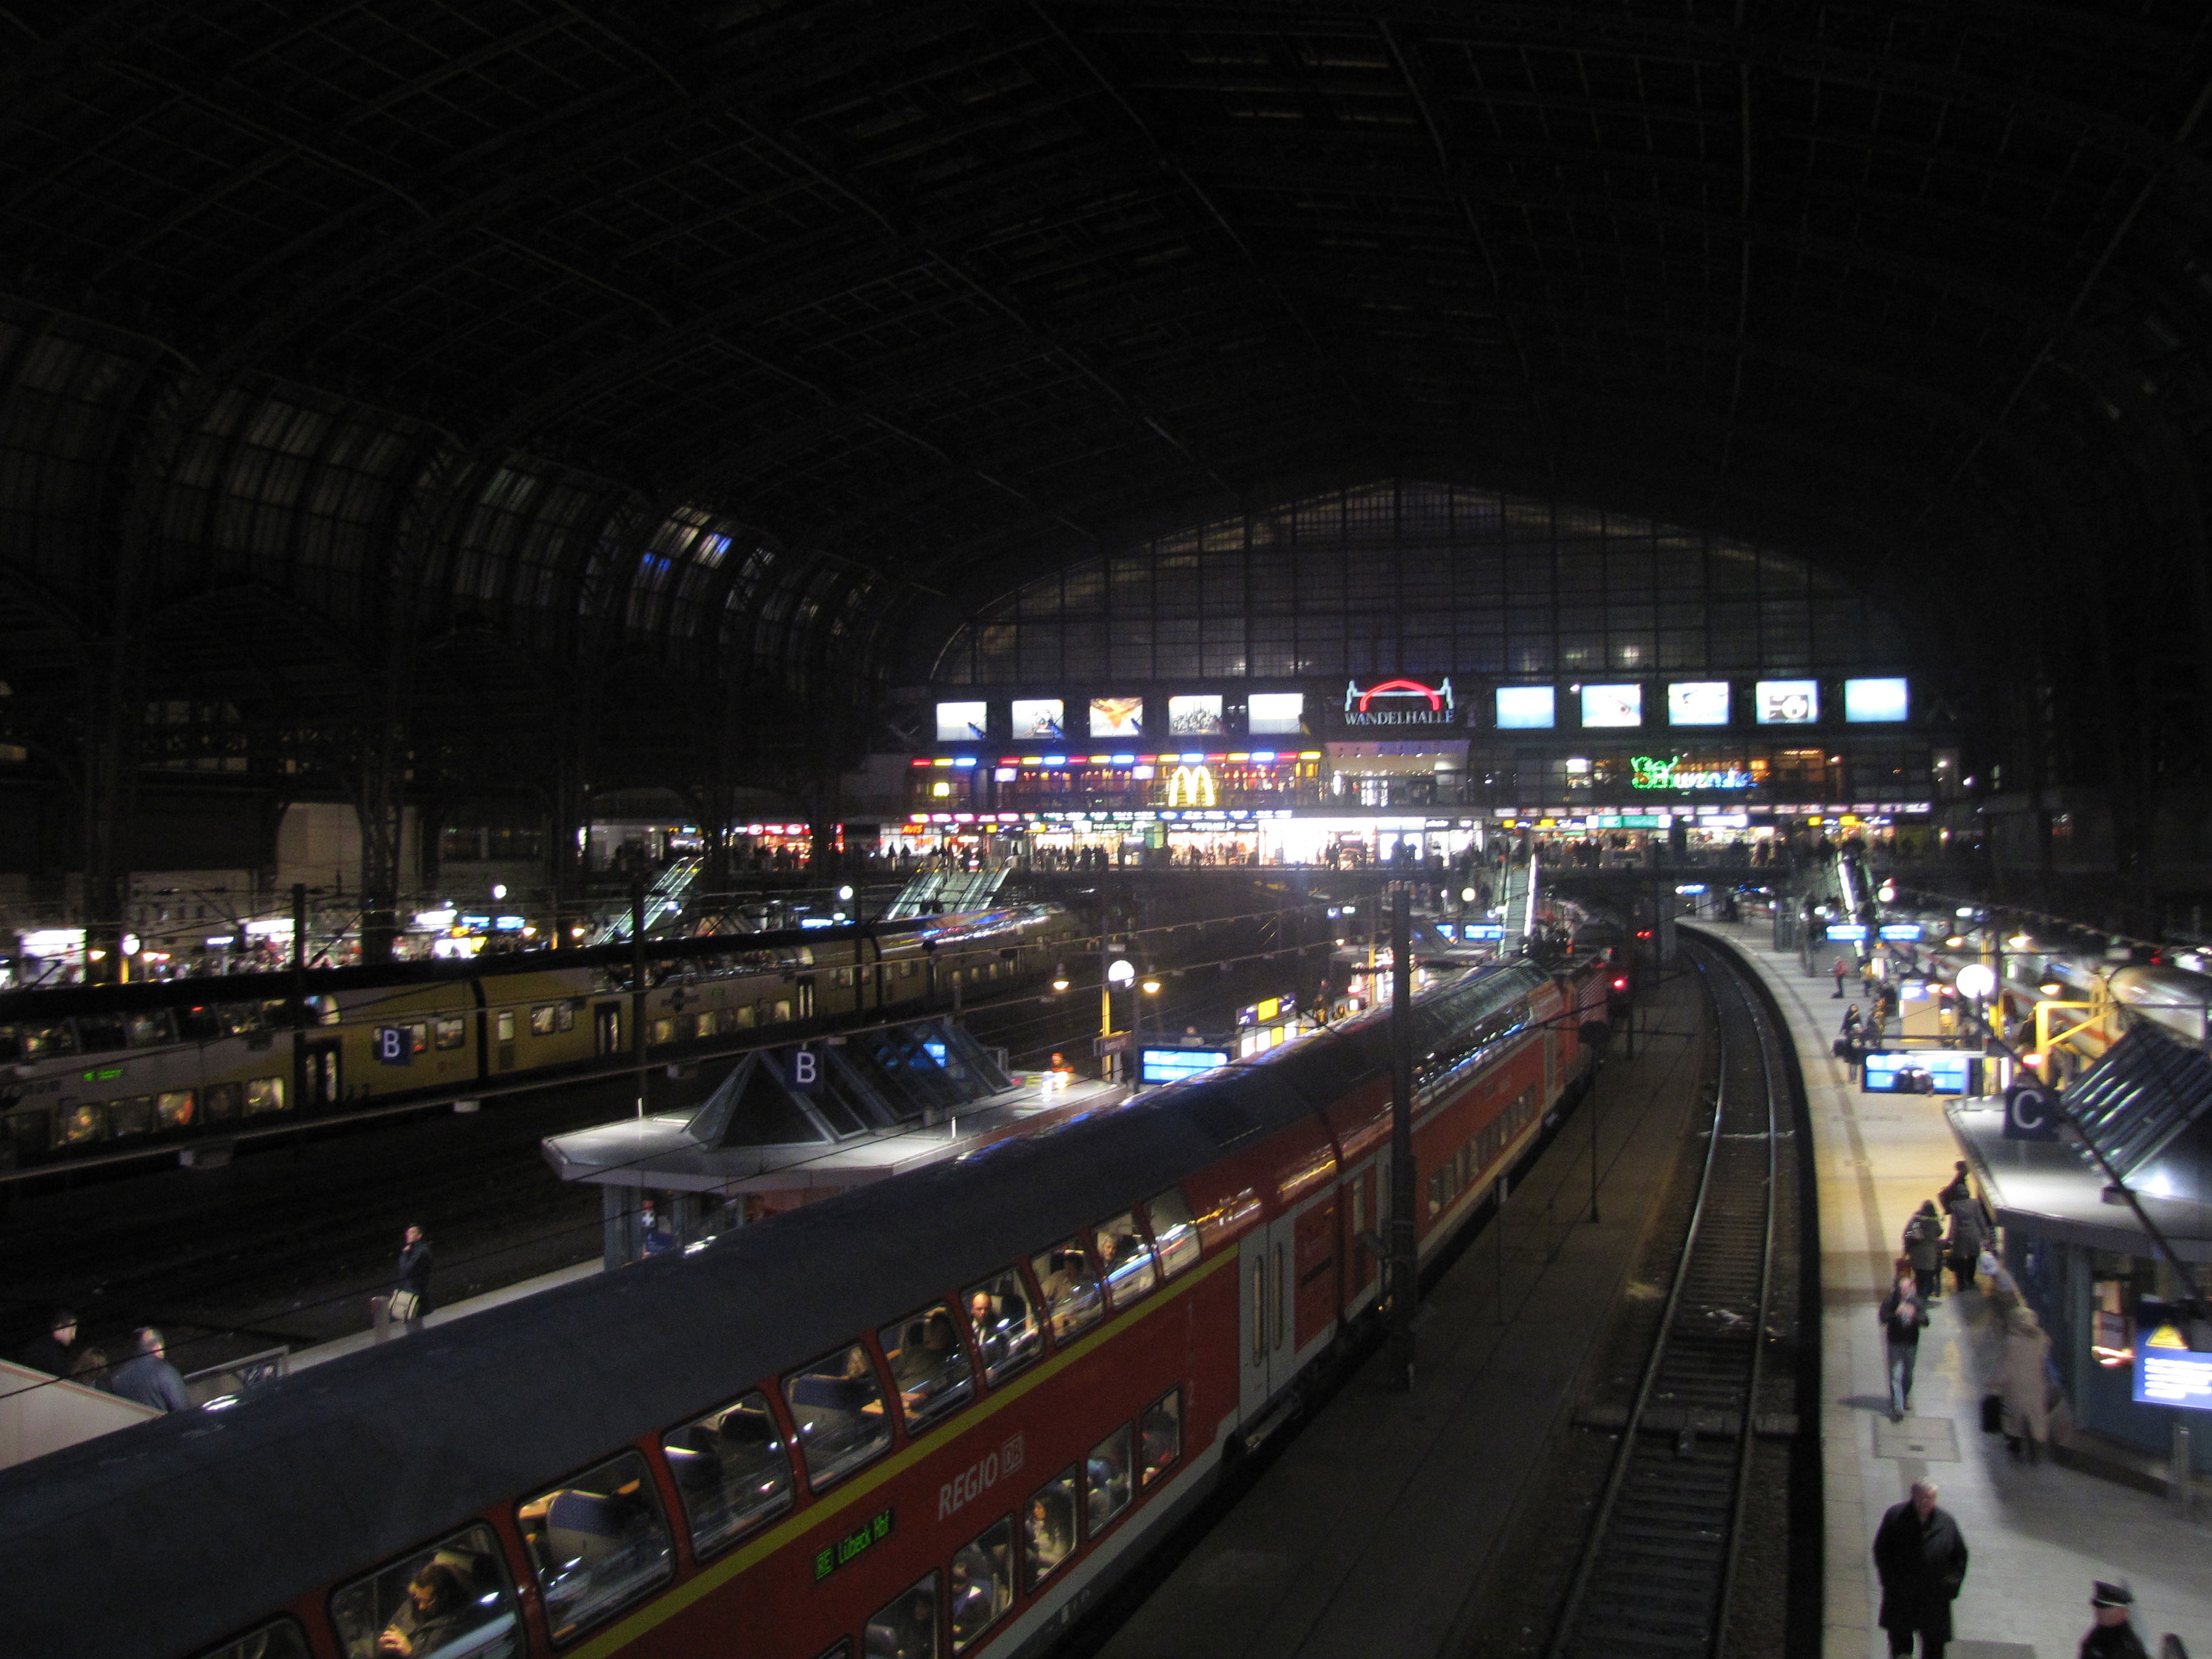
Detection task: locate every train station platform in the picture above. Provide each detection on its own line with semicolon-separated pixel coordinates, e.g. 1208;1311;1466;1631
1696;919;2212;1659
1090;960;1715;1659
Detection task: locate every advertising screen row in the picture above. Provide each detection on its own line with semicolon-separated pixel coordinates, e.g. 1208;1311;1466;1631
1496;677;1908;731
937;693;1306;744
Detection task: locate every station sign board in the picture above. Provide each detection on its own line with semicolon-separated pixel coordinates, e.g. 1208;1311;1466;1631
1825;923;1868;941
1879;923;1925;942
1343;677;1458;728
2133;1329;2212;1411
1139;1047;1230;1084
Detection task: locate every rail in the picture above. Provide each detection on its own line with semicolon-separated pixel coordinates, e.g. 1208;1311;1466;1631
1546;935;1783;1658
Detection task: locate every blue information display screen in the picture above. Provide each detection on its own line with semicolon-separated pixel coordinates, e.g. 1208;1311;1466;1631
1879;923;1924;942
1825;923;1868;941
2134;1344;2212;1410
1460;923;1506;940
1862;1050;1979;1095
1140;1048;1230;1084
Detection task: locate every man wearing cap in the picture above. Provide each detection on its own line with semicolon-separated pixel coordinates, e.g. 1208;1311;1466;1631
2080;1582;2147;1659
1872;1479;1969;1658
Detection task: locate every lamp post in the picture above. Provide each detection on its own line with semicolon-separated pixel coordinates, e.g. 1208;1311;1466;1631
1107;956;1136;1083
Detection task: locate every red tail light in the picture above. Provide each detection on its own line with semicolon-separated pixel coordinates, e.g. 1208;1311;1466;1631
1612;977;1628;991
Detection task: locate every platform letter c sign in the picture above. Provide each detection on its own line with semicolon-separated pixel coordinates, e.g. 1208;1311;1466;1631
790;1048;819;1090
374;1027;409;1067
2003;1082;2057;1141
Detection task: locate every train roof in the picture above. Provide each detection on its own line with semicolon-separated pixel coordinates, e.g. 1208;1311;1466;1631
0;957;1550;1659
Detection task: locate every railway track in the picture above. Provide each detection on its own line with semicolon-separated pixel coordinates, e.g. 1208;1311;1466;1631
1548;936;1789;1658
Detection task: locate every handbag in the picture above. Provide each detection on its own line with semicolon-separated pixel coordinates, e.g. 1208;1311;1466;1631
388;1289;420;1322
1980;1393;2003;1434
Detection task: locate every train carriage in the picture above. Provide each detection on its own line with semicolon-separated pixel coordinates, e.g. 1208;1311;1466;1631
0;950;1614;1659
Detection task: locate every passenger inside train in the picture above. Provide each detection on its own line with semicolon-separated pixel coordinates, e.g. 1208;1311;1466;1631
962;1275;1041;1381
882;1304;976;1427
328;1524;520;1659
1139;1390;1182;1487
783;1343;894;1489
1029;1242;1104;1340
1085;1424;1134;1533
1091;1213;1158;1307
864;1574;939;1659
949;1518;1014;1651
1025;1470;1078;1584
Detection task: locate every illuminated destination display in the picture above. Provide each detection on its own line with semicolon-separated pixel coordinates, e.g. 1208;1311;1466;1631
1580;684;1643;728
2134;1332;2212;1410
1667;682;1731;726
1844;677;1910;723
1754;680;1819;725
1863;1050;1980;1095
1139;1048;1232;1084
1247;692;1305;734
935;701;987;743
1495;686;1555;729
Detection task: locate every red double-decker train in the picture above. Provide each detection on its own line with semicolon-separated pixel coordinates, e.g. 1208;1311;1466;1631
4;950;1613;1659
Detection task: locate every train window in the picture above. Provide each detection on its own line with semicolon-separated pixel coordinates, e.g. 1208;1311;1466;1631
950;1517;1014;1652
902;961;918;979
650;1018;674;1044
126;1011;174;1047
434;1017;467;1051
61;1102;105;1145
193;1615;310;1659
204;1081;243;1123
782;1344;894;1490
880;1303;975;1432
557;1004;577;1033
1141;1189;1201;1278
1028;1239;1104;1342
774;999;792;1022
735;1004;756;1029
110;1096;154;1138
5;1109;50;1161
496;1011;517;1042
19;1022;75;1059
329;1521;521;1659
864;1570;939;1659
516;1450;675;1645
76;1014;128;1053
531;1005;557;1036
1091;1213;1158;1308
960;1270;1042;1384
1083;1423;1134;1536
405;1024;429;1056
834;967;854;988
245;1078;286;1115
660;1390;795;1557
1139;1390;1182;1487
156;1090;195;1130
1024;1466;1078;1588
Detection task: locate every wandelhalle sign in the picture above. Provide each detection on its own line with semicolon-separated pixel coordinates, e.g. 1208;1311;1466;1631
1342;677;1459;728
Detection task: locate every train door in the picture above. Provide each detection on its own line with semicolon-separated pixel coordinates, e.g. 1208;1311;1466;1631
1344;1159;1381;1312
301;1039;342;1107
796;975;816;1019
1237;1207;1304;1425
592;1001;623;1057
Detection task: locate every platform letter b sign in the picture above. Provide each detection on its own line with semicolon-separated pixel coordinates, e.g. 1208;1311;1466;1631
790;1048;819;1090
374;1027;409;1067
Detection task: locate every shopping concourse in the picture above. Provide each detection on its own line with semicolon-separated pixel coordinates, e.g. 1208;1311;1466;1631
1;10;2208;1659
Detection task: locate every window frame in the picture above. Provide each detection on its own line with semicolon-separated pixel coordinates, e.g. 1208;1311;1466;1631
1139;1188;1202;1278
780;1342;896;1493
878;1302;977;1436
1082;1422;1136;1538
948;1514;1016;1654
960;1268;1044;1386
657;1389;798;1561
1139;1388;1183;1489
327;1521;524;1659
1022;1464;1081;1593
1027;1237;1107;1345
864;1569;942;1659
1090;1212;1159;1310
512;1446;678;1649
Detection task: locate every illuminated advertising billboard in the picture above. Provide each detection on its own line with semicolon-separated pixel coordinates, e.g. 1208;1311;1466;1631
1089;696;1145;739
1754;680;1819;725
1167;694;1224;736
935;701;987;743
1247;692;1305;735
1667;681;1731;726
1495;686;1555;729
1862;1050;1981;1095
1010;699;1064;739
1344;677;1457;726
1580;683;1643;728
1844;677;1909;723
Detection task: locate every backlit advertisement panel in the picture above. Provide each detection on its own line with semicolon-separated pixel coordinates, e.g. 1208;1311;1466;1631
1168;694;1224;735
1844;677;1909;723
1010;699;1064;739
1089;696;1145;739
1667;682;1731;726
1247;692;1305;735
1754;680;1819;725
935;701;988;743
1495;686;1555;729
1580;684;1643;728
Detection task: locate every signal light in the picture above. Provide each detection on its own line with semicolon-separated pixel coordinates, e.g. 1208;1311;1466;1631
1635;929;1653;939
1612;977;1628;991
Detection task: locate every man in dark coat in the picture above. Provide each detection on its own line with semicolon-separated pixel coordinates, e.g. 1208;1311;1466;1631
1873;1480;1968;1657
394;1224;432;1336
15;1308;76;1376
109;1327;193;1413
2079;1581;2148;1658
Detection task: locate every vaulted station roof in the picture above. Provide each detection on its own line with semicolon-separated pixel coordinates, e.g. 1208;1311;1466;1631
4;2;2211;777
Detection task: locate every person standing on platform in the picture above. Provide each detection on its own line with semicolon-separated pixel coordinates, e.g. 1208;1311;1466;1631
393;1224;432;1337
2079;1583;2148;1658
1939;1160;1972;1210
1905;1201;1946;1301
1879;1269;1929;1421
1834;956;1850;997
1872;1479;1968;1659
109;1327;192;1413
1999;1305;2053;1463
16;1308;76;1376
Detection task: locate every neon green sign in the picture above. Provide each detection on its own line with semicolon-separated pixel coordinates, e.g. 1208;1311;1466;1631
1630;756;1755;791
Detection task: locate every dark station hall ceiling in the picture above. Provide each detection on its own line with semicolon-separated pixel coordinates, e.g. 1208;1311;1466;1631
4;1;2212;771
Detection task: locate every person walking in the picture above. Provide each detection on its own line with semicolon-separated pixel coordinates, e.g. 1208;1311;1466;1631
1872;1479;1969;1658
1879;1268;1929;1421
2079;1582;2148;1658
15;1308;76;1376
1945;1194;1988;1295
1905;1201;1946;1301
393;1224;432;1337
1999;1305;2053;1464
109;1327;192;1413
